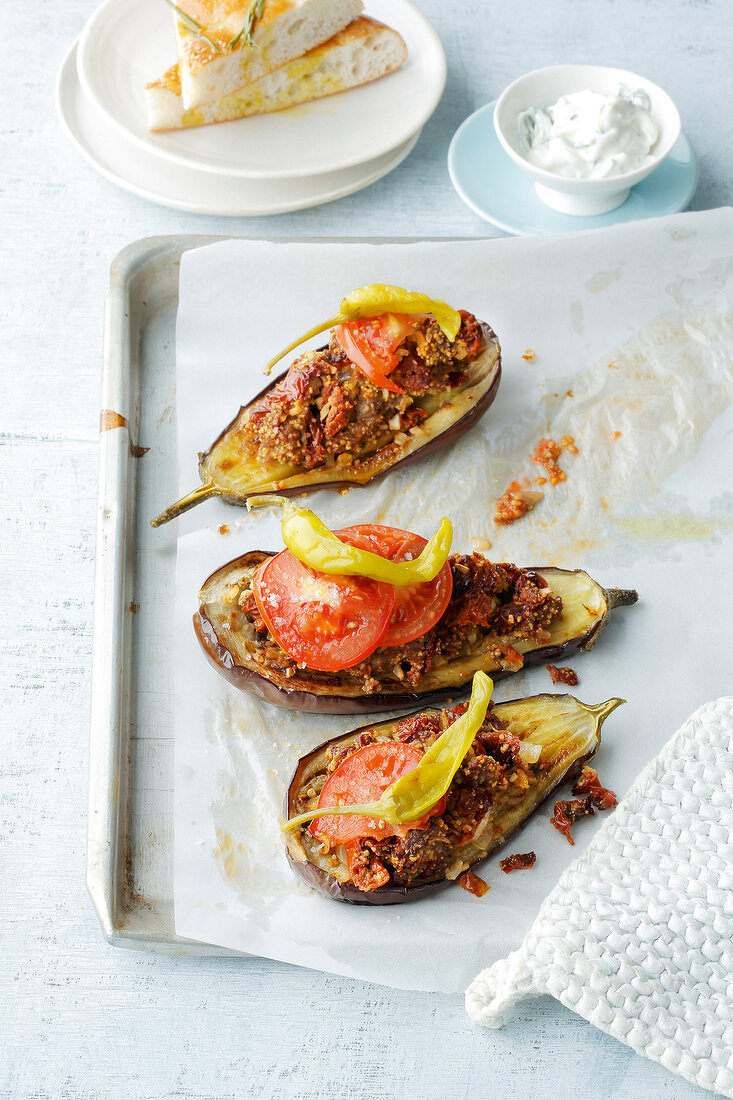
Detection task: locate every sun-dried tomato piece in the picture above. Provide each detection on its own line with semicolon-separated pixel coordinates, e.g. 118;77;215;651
572;765;617;810
395;711;442;745
546;664;579;686
531;438;566;485
551;796;594;844
498;644;524;671
238;587;267;633
457;870;490;897
500;851;536;873
346;841;390;891
441;701;469;727
320;381;353;439
494;482;544;525
457;310;483;360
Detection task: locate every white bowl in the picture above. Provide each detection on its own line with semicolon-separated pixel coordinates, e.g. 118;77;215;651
494;64;681;216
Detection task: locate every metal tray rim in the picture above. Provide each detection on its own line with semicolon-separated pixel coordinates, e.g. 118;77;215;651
89;234;235;954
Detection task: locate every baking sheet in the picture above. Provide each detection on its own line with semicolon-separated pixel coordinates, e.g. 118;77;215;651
89;235;242;953
172;212;733;991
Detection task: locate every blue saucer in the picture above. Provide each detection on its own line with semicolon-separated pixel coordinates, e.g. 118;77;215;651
448;100;699;236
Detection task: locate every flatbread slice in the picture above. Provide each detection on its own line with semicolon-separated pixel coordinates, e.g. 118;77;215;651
173;0;364;109
146;16;407;132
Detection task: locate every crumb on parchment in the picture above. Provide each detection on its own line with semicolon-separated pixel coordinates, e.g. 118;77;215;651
546;664;579;686
500;851;536;873
494;436;579;524
494;483;544;525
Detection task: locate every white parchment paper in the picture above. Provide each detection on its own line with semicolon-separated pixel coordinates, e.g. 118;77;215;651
173;210;733;992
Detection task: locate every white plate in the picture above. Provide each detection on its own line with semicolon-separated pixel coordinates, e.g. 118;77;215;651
57;42;421;216
76;0;445;179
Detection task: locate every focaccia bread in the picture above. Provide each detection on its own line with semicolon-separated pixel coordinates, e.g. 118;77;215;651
146;17;406;131
173;0;363;108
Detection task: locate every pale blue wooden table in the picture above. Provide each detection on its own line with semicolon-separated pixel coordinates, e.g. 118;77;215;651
3;0;731;1096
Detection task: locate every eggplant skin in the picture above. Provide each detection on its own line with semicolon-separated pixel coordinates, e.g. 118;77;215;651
287;853;454;906
194;553;638;714
284;695;610;905
198;323;501;504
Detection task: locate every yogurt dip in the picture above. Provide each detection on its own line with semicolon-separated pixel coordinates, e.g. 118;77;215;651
518;87;658;180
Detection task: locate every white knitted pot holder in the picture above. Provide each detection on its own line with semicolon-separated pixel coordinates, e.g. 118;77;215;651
466;697;733;1098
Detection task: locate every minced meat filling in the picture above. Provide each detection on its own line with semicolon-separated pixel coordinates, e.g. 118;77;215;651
314;705;540;889
434;557;561;657
237;554;563;692
238;312;483;470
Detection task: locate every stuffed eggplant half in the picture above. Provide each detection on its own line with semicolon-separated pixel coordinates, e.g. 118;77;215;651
194;502;638;713
283;674;624;903
151;286;501;526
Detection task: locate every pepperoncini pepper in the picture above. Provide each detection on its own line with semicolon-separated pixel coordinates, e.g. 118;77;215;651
247;495;452;586
281;672;494;833
264;284;462;374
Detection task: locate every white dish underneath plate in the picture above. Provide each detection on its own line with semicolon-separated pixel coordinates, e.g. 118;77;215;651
56;42;421;216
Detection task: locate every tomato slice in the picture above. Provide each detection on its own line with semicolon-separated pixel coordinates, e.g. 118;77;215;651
336;525;453;648
335;313;423;394
336;323;401;393
253;551;394;672
360;313;421;358
310;741;445;845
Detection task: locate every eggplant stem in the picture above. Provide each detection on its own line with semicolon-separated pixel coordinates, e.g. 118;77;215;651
604;587;639;609
584;697;626;724
150;481;220;527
